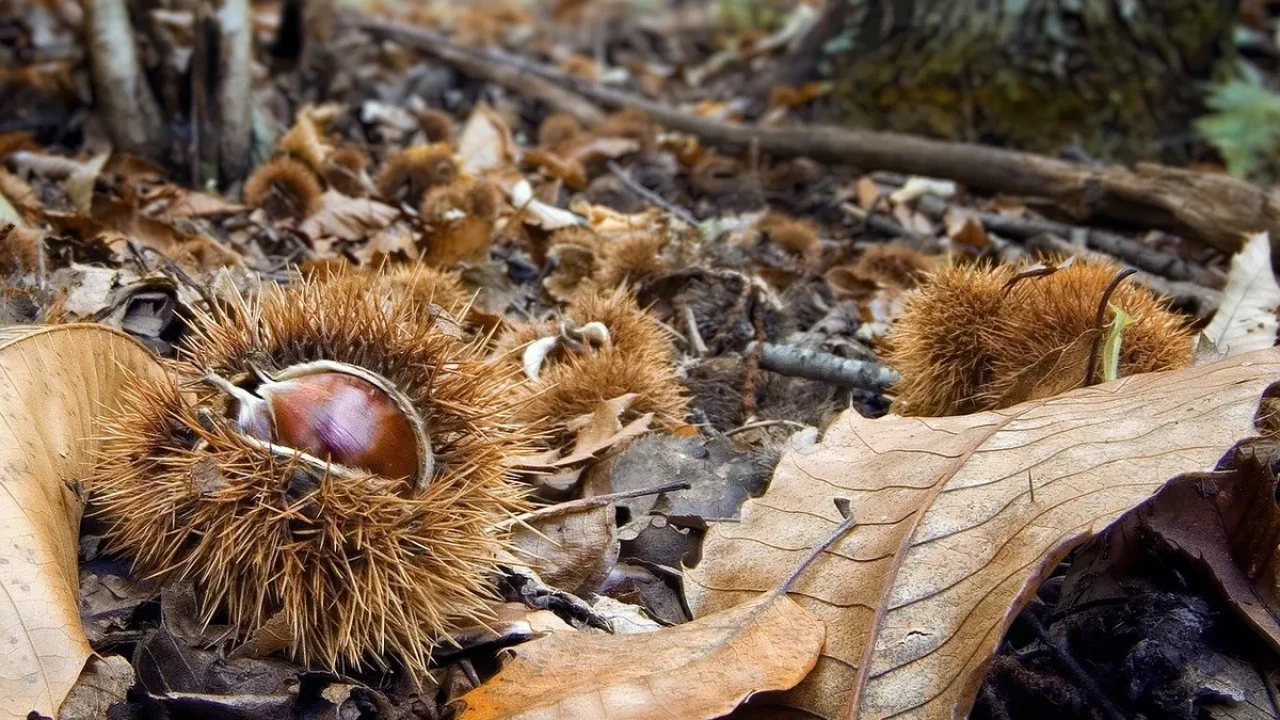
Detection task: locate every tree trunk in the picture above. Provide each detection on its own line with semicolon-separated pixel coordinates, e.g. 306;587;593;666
782;0;1239;162
81;0;168;160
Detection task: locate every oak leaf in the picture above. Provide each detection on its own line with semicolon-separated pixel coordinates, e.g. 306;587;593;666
454;590;824;720
0;324;166;717
685;348;1280;719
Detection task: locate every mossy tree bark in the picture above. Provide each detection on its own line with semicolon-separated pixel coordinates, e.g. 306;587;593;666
783;0;1239;162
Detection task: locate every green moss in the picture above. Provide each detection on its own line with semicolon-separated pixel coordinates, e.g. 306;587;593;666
823;0;1235;162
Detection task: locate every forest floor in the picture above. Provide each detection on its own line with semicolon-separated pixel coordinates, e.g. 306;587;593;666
5;1;1280;719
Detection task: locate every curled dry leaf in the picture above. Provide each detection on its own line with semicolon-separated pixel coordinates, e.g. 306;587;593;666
458;104;518;176
511;502;617;594
9;150;109;215
1202;232;1280;357
685;348;1280;719
1139;440;1280;652
454;590;824;720
511;178;585;230
298;190;399;241
0;324;166;717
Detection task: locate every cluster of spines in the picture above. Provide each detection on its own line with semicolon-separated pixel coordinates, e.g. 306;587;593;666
885;259;1194;416
90;273;531;676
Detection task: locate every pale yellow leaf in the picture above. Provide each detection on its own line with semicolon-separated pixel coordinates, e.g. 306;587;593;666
685;348;1280;719
0;324;166;717
455;591;824;720
1203;231;1280;357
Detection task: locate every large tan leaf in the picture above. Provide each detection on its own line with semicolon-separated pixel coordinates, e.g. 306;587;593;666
454;590;824;720
685;348;1280;720
0;324;166;717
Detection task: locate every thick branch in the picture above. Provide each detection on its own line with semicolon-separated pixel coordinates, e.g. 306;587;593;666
360;21;605;127
359;18;1278;256
81;0;167;159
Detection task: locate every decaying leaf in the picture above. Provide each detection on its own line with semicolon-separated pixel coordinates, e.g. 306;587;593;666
0;324;167;717
454;590;824;720
1203;232;1280;357
1140;440;1280;652
511;502;617;594
685;348;1280;719
57;655;134;720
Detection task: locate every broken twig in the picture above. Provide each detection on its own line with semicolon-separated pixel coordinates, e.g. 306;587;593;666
745;342;899;390
360;24;1280;255
606;161;698;226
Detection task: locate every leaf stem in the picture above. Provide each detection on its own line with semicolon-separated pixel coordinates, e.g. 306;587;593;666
777;507;859;595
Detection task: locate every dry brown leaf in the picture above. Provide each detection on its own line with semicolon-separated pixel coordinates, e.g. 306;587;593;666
0;324;167;717
299;190;399;241
512;502;617;594
56;655;134;720
0;169;41;224
556;394;654;467
9;150;109;215
685;348;1280;719
855;176;881;211
454;590;824;720
458;104;518;176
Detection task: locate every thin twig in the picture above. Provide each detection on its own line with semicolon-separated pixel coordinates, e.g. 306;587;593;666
494;480;691;530
359;20;605;126
725;419;807;436
683;305;708;357
913;195;1215;286
606;161;698;226
746;341;900;390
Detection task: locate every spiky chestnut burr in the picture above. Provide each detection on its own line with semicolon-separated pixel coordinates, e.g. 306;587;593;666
885;259;1193;416
595;231;670;289
375;143;459;207
420;177;500;266
756;213;821;266
415;108;455;144
89;275;531;675
243;158;324;221
852;244;933;289
320;146;371;197
494;287;688;432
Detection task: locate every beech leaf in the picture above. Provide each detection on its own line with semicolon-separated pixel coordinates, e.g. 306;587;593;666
1203;232;1280;357
0;324;167;717
454;590;824;720
685;348;1280;720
